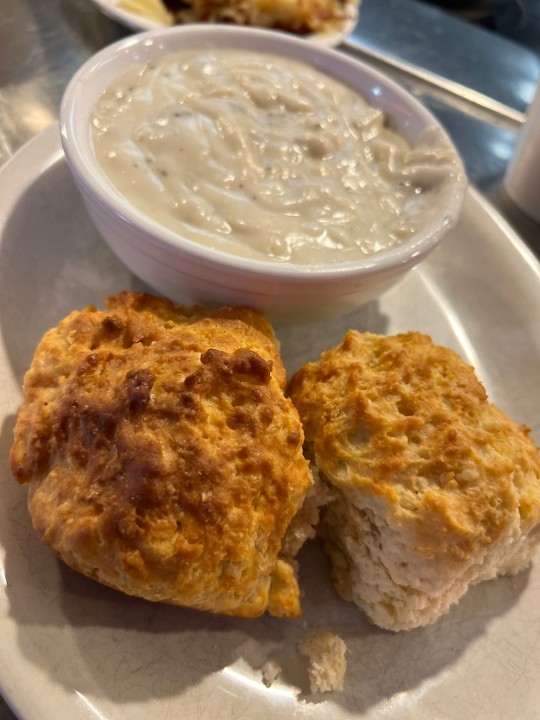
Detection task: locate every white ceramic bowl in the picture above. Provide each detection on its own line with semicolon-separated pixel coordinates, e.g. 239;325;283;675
60;25;467;322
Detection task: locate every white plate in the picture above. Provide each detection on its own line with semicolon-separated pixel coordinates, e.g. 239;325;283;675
89;0;358;45
1;124;540;720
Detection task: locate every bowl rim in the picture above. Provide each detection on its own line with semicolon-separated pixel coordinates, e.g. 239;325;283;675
60;23;467;283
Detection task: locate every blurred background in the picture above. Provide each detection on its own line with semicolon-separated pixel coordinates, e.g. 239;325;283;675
426;0;540;50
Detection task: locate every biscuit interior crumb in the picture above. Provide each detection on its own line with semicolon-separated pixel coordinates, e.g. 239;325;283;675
261;660;281;688
298;630;347;693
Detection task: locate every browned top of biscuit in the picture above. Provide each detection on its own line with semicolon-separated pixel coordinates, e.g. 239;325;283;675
11;291;311;617
287;330;540;562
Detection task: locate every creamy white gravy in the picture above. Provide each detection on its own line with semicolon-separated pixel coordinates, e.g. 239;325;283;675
92;50;461;264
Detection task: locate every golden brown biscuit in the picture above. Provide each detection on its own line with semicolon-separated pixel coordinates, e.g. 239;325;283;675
11;291;312;617
288;330;540;631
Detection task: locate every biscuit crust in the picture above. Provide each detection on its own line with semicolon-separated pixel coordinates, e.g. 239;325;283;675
288;330;540;630
11;292;312;617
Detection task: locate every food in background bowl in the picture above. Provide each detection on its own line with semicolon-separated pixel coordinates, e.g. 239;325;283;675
119;0;174;24
119;0;361;38
60;25;467;321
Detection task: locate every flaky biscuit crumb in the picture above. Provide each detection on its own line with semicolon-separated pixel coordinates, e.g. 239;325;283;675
261;660;281;688
298;631;347;693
